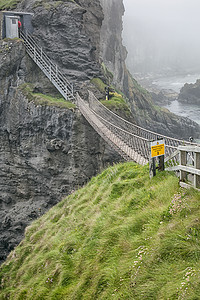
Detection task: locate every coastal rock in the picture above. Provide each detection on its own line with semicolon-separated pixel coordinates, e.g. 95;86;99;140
178;79;200;104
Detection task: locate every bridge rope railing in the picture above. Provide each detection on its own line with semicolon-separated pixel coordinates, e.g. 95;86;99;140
90;106;150;160
77;93;149;165
20;30;75;101
88;91;199;159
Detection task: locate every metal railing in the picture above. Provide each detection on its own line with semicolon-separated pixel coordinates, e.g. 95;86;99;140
20;30;75;101
77;92;200;165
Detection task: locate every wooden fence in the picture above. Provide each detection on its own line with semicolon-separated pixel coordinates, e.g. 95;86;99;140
166;145;200;189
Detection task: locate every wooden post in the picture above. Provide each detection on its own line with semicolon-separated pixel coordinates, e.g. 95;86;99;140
194;152;200;188
180;150;187;181
149;157;156;178
158;155;165;171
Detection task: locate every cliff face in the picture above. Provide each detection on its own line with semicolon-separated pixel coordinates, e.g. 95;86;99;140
18;0;104;88
99;0;127;90
0;39;121;264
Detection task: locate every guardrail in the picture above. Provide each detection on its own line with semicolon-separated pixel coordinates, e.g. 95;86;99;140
166;145;200;189
20;30;75;102
88;91;199;159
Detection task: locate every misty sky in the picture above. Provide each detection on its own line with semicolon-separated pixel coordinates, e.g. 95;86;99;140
123;0;200;75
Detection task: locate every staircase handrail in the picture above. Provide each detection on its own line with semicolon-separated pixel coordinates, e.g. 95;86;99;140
20;30;74;100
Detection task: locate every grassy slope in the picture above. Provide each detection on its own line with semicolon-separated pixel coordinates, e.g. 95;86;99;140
19;83;76;110
0;162;200;299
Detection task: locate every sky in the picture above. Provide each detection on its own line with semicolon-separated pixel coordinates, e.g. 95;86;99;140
122;0;200;75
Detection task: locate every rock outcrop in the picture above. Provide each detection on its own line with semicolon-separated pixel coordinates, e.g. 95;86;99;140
178;79;200;105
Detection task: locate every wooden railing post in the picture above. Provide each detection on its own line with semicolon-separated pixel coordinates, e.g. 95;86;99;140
180;149;187;181
194;152;200;188
158;155;165;171
149;157;156;178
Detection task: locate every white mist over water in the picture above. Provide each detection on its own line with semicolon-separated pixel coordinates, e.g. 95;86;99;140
122;0;200;125
152;74;200;93
123;0;200;75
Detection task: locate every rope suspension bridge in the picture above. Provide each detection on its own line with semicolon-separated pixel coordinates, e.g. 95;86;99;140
20;31;200;168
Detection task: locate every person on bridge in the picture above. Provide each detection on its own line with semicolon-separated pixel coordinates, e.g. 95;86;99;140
105;86;110;100
189;136;194;143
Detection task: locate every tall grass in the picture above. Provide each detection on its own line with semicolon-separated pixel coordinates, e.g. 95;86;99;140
0;162;200;299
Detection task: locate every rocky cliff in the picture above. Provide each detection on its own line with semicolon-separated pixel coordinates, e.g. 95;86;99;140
0;38;121;264
18;0;104;89
99;0;127;90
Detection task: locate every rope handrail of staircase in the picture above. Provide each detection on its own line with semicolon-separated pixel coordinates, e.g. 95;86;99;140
88;91;199;149
20;30;74;100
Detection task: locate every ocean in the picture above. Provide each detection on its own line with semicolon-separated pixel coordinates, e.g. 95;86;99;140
151;73;200;125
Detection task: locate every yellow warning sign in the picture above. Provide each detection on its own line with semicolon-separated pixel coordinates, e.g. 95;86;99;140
151;140;165;158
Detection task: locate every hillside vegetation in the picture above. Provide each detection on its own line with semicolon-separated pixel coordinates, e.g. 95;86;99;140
0;162;200;299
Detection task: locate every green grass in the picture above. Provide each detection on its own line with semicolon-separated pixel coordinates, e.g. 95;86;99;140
0;0;75;10
91;78;107;93
1;162;200;299
91;78;132;118
0;0;21;10
101;94;132;118
19;83;76;110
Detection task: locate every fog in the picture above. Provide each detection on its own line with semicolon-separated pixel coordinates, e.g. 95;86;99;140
122;0;200;77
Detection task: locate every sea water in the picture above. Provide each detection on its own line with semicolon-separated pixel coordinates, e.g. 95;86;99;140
152;74;200;125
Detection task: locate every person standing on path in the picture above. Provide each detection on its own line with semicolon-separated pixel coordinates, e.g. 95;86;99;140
18;19;22;37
